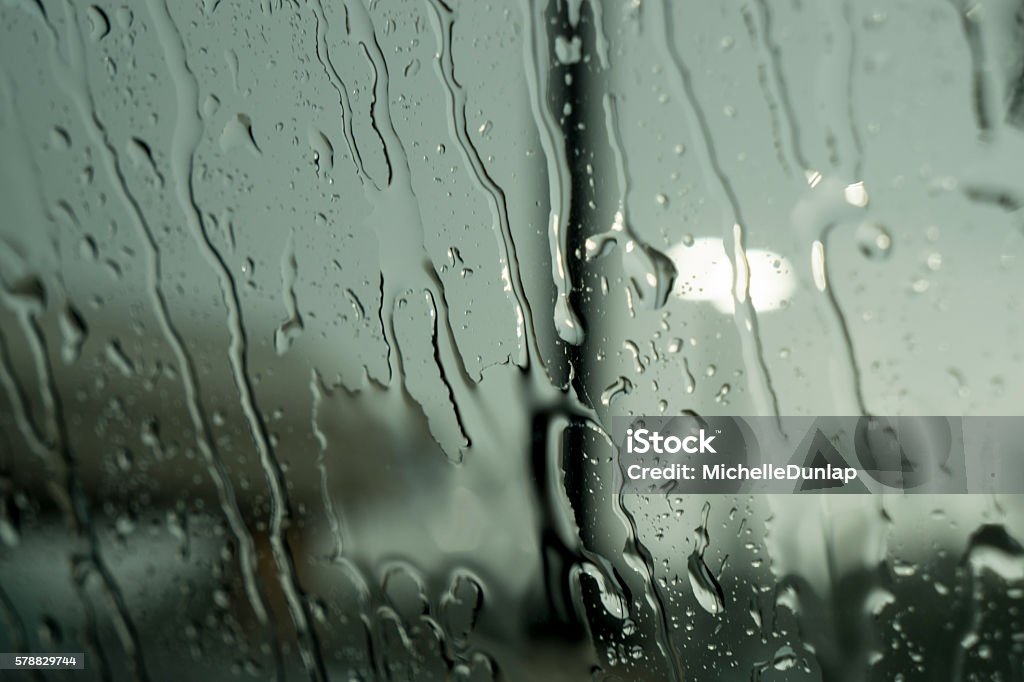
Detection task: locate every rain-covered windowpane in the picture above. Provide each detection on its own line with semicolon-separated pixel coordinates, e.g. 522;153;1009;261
2;0;1024;680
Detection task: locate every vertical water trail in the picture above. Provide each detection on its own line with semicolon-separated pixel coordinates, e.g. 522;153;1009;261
1;71;114;677
949;0;999;136
815;0;870;415
599;94;678;310
526;2;688;675
743;0;869;415
0;276;150;682
392;289;471;459
308;0;373;185
424;0;540;368
4;31;153;672
820;0;864;180
613;457;687;682
0;279;59;449
356;40;395;188
766;7;883;667
143;0;326;678
309;370;381;678
40;0;277;655
741;7;793;178
273;230;304;355
342;0;478;454
819;223;869;415
841;2;864;180
1;67;77;414
0;278;55;452
310;371;346;561
657;0;782;419
0;585;36;681
73;566;113;682
749;0;811;174
423;8;643;668
519;0;585;346
0;319;50;458
583;0;610;70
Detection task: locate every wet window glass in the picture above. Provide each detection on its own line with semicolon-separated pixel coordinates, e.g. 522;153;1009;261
2;0;1024;680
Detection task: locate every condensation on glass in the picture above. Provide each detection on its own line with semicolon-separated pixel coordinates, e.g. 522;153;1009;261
1;0;1024;680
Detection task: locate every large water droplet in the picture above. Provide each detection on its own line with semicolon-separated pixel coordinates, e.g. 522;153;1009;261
687;551;726;615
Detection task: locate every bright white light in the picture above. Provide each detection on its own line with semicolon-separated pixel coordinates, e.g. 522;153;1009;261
667;237;797;314
811;240;827;292
844;181;869;207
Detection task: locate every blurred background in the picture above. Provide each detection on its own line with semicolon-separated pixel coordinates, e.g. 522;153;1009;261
2;0;1024;679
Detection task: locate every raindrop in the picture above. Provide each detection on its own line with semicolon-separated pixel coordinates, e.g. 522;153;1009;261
105;339;135;377
771;646;798;671
6;275;46;309
219;113;261;155
382;565;429;623
964;525;1024;581
273;236;303;355
86;5;110;41
38;617;62;647
307;127;334;174
59;305;87;364
0;486;20;549
126;137;164;187
441;573;483;646
554;35;582;64
600;376;634;406
856;222;893;260
50;127;71;150
687;551;726;615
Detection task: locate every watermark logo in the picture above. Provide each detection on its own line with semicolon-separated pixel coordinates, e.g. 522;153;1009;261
626;427;717;454
613;416;1007;495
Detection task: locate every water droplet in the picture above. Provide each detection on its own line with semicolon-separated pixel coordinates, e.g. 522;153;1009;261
382;564;429;622
844;181;870;207
584;232;618;261
441;573;483;645
688;551;726;615
86;5;110;41
50;127;71;150
714;383;731;403
964;525;1024;581
600;376;634;406
856;222;892;260
273;235;303;355
891;559;918;577
219;113;261;155
770;646;798;671
59;305;87;364
105;339;135;377
0;486;20;549
554;35;582;64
